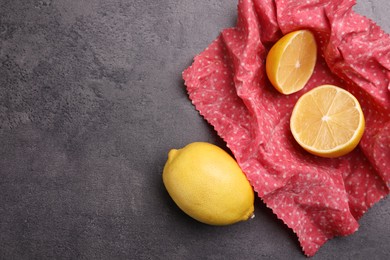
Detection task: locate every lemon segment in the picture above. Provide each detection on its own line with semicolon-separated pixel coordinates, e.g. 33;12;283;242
266;30;317;94
290;85;365;158
163;142;254;225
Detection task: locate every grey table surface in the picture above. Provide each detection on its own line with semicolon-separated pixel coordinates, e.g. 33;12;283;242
0;0;389;259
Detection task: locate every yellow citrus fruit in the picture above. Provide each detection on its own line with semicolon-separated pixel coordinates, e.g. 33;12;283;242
266;30;317;94
290;85;365;158
162;142;254;225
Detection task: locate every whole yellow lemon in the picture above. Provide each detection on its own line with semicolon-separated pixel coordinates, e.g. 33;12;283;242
162;142;254;225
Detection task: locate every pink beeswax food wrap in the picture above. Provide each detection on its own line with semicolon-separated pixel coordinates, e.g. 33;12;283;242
183;0;390;257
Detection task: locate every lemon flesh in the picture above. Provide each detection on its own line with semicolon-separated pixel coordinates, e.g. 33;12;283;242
266;30;317;94
163;142;254;225
290;85;365;158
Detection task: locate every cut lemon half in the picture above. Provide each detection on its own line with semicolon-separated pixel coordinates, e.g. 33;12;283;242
266;30;317;95
290;85;365;158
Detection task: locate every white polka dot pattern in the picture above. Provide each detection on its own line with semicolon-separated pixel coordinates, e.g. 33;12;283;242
183;0;389;257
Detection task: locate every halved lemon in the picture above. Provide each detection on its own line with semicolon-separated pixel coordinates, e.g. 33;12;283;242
290;85;365;158
266;30;317;94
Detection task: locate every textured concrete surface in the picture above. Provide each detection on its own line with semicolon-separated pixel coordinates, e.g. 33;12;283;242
0;0;389;259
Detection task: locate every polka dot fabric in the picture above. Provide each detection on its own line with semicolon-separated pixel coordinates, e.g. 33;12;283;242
183;0;389;257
